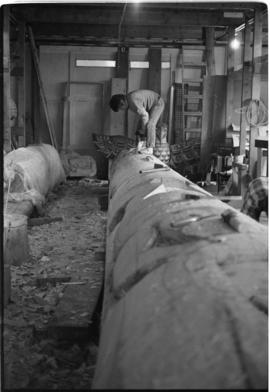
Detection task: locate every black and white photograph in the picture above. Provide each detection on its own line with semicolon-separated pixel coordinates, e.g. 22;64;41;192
1;0;268;389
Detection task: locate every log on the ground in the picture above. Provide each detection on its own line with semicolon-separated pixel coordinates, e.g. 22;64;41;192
4;143;65;195
4;143;66;218
93;150;268;389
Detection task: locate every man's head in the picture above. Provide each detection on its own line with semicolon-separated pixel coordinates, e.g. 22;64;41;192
109;94;127;112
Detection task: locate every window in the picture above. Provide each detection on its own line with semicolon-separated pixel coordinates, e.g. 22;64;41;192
130;61;170;69
76;59;170;69
76;60;116;67
130;61;149;68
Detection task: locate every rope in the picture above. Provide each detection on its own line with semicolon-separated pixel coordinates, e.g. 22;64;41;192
235;99;268;127
245;99;268;127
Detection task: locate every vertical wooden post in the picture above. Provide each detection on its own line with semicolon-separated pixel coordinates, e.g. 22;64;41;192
148;48;161;95
239;22;252;156
17;22;26;147
3;5;11;152
116;46;129;136
110;78;127;136
226;28;235;131
116;46;129;79
249;9;263;178
31;55;40;145
28;26;58;150
62;52;71;150
205;27;215;76
180;47;185;142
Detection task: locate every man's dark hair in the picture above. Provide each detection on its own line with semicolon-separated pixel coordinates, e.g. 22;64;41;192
109;94;125;112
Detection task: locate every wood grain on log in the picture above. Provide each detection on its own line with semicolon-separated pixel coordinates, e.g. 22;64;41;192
93;150;268;389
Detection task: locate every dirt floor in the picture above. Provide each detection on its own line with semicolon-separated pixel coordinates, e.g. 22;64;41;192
3;179;108;390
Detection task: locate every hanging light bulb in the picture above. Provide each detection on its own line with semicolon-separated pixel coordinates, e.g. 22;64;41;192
230;36;241;50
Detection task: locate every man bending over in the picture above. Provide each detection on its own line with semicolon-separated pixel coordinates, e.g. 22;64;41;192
109;89;165;154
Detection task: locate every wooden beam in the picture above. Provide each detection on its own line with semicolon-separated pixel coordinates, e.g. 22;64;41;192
115;47;129;137
17;22;26;147
28;26;58;150
205;27;215;76
29;23;204;41
249;9;263;179
12;6;247;27
252;9;263;97
116;46;129;79
3;6;11;152
25;36;209;48
226;28;235;130
200;76;227;174
148;48;161;95
239;22;252;156
110;78;127;137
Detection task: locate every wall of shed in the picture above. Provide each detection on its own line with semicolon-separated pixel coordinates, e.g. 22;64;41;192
37;45;227;148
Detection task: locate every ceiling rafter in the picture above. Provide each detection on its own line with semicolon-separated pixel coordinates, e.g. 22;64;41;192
9;3;267;47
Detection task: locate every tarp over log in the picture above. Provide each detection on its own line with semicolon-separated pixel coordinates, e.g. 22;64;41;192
93;150;268;389
4;144;66;210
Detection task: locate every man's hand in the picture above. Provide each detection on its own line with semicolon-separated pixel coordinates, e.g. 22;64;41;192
136;107;149;126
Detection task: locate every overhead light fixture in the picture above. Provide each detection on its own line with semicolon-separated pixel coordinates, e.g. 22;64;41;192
230;36;241;50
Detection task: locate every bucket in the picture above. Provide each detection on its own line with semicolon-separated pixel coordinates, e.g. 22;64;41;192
4;214;29;266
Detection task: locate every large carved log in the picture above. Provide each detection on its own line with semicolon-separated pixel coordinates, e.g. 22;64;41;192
93;150;268;389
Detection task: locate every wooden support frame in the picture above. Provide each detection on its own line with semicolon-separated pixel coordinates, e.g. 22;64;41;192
115;46;129;136
148;48;161;95
180;47;185;143
116;46;129;79
225;28;235;130
110;77;127;136
249;8;263;178
16;22;26;147
239;21;252;156
3;5;11;152
205;27;215;76
28;26;58;150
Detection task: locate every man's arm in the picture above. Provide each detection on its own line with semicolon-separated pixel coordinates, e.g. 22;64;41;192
129;93;149;129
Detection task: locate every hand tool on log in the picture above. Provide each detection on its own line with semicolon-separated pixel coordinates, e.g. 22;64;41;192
139;163;170;173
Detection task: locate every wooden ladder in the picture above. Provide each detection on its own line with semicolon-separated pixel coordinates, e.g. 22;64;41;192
180;46;206;143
